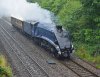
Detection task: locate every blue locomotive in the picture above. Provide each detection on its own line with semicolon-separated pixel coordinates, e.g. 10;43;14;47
11;17;74;58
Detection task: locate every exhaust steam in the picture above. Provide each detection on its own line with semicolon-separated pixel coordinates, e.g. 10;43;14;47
0;0;52;23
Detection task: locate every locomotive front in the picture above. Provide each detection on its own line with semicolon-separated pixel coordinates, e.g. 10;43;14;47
54;26;74;58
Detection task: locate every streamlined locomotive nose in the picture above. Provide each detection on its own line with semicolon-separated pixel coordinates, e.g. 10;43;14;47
60;47;71;57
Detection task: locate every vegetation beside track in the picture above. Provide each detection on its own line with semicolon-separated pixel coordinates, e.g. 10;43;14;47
0;54;12;77
74;43;100;68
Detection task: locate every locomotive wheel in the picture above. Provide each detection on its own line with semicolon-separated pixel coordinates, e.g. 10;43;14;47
54;52;61;59
34;37;40;45
67;52;70;59
49;46;61;59
51;48;61;59
50;47;54;53
40;40;47;48
40;40;44;47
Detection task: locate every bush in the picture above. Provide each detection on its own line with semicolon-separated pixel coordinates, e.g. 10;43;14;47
0;54;12;77
74;43;100;68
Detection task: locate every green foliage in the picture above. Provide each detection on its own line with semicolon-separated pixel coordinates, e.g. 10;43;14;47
74;43;100;68
77;0;100;43
0;55;12;77
0;66;12;77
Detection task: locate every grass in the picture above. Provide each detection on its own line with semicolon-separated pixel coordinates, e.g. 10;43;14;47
0;54;12;77
74;42;100;69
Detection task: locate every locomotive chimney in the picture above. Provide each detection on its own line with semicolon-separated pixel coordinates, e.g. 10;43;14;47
56;25;62;32
56;25;62;30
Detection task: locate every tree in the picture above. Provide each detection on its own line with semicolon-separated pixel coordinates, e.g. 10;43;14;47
79;0;100;43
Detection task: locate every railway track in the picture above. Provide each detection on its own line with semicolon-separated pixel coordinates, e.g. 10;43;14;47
0;24;49;77
61;59;99;77
1;18;81;77
0;25;32;77
1;18;99;77
71;56;100;76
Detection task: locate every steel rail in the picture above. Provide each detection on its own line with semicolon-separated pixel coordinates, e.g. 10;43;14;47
0;24;49;77
60;59;99;77
0;24;33;77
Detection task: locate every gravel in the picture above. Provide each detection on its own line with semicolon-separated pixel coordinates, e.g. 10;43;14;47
0;34;20;77
1;17;99;77
0;17;79;77
71;56;100;77
0;28;33;77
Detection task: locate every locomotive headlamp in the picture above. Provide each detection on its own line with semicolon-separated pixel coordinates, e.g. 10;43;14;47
71;44;75;53
58;51;61;55
72;44;74;48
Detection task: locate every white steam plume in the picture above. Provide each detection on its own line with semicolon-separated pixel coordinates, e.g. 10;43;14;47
0;0;52;23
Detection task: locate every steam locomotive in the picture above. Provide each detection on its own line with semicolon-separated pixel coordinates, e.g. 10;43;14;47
11;17;74;58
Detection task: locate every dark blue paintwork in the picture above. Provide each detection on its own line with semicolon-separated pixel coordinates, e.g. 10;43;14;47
11;17;74;58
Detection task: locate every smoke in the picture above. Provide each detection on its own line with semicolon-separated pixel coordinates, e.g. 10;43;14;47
0;0;52;23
